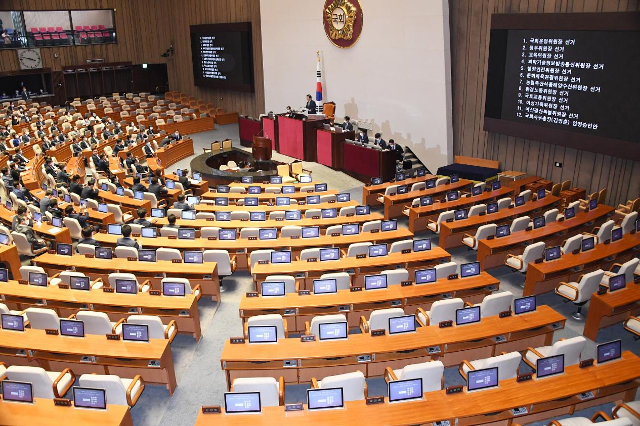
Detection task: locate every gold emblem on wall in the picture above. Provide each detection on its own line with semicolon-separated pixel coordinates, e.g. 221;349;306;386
323;0;363;48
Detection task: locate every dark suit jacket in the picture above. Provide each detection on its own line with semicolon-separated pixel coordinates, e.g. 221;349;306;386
173;201;191;210
306;100;317;113
148;183;167;198
69;212;89;228
116;237;139;249
357;134;368;144
69;182;83;196
143;144;154;157
80;186;99;200
77;237;100;252
342;121;353;131
131;183;147;193
133;218;152;227
56;170;70;184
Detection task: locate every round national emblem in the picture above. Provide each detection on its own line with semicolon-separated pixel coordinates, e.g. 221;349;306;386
323;0;363;48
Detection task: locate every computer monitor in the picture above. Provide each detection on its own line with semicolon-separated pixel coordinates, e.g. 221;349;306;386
270;176;282;184
342;224;359;235
2;381;33;403
162;281;186;296
216;211;231;221
244;198;259;207
321;208;337;218
242;176;253;184
564;206;575;219
318;322;348;341
460;262;480;278
537;188;546;199
166;180;175;190
57;243;72;256
299;175;312;183
29;271;48;287
319;248;340;261
514;296;536;315
446;191;459;201
416;168;426;177
181;210;196;220
313;279;337;295
514;196;525;207
192;172;202;181
597;340;622;365
450;174;459;183
270;251;291;264
368;244;388;257
337;193;350;202
636;218;640;233
589;198;598;211
471;186;482;196
217;185;230;193
115;279;138;294
388;315;416;335
98;203;108;213
108;224;122;235
285;210;301;220
364;274;387;290
0;268;7;282
5;201;11;210
397;185;409;195
467;367;499;392
395;173;406;181
420;196;433;206
122;323;149;342
224;392;262;414
151;208;164;218
496;225;510;238
302;226;320;238
315;183;328;192
134;191;144;200
261;281;286;297
138;249;156;262
116;187;124;196
219;229;236;240
276;197;290;206
607;274;626;292
492;181;501;190
454;209;468;220
533;216;545;229
371;177;383;185
141;227;157;238
184;251;203;264
215;197;229;206
581;236;595;252
456;306;481;326
382;220;397;232
101;183;108;191
415;268;436;284
307;388;344;410
248;186;261;194
178;228;196;240
73;387;107;410
388;378;423;403
64;194;71;203
68;275;90;290
32;212;42;225
60;319;85;337
426;179;436;189
545;246;561;261
1;314;25;331
52;217;63;228
487;202;498;214
536;354;564;379
248;325;278;344
282;185;295;194
611;227;623;242
413;239;431;252
259;228;277;240
306;195;320;204
187;196;200;205
95;247;113;259
355;205;370;215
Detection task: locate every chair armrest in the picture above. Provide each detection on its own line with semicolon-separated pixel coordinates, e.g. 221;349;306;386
278;376;285;406
591;411;612;422
613;402;640;419
91;277;104;289
67;313;77;319
192;284;202;301
243;322;248;339
139;279;152;292
53;368;76;398
623;316;640;336
591;226;601;234
505;254;523;270
364;380;368;399
522;347;544;368
555;282;579;301
527;347;545;358
427;219;437;225
415;307;429;326
165;320;177;342
384;367;398;383
112;318;126;334
458;360;474;381
359;315;369;334
304;321;311;336
126;375;145;407
340;249;347;258
311;378;319;389
608;263;623;272
50;272;61;279
230;255;237;272
283;318;289;338
0;361;6;380
462;234;476;248
547;422;563;426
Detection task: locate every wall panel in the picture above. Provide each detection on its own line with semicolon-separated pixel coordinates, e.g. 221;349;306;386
450;0;640;206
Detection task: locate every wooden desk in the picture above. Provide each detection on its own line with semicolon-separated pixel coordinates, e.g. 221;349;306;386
477;205;615;270
315;128;354;170
438;196;560;250
192;200;358;213
156;138;194;168
239;272;499;332
65;155;85;178
342;142;396;182
362;175;436;206
98;190;151;214
200;351;640;426
250;248;451;289
383;179;474;219
0;398;133;426
0;207;72;244
523;232;640;296
0;328;177;394
406;187;515;233
0;280;202;340
31;189;116;226
583;280;640;340
559;187;588;210
503;175;541;192
164;173;208;196
32;253;221;302
220;305;564;388
229;181;320;190
0;244;22;281
200;189;339;201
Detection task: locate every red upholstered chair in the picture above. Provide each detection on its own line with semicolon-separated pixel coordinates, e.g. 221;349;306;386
55;27;63;32
39;27;47;33
31;27;39;33
42;34;51;45
47;27;55;32
98;25;106;30
75;26;83;31
91;25;98;30
83;26;90;31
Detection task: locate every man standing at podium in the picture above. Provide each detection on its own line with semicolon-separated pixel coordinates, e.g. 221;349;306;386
305;94;317;114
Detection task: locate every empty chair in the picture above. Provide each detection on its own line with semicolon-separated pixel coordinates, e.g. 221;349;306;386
76;311;125;335
203;250;236;276
320;272;350;290
468;204;486;217
19;265;46;281
50;271;90;288
362;220;381;233
384;361;444;392
427;211;454;233
561;234;583;254
264;187;281;194
305;209;321;218
300;248;321;261
360;308;406;333
416;298;464;326
25;308;60;330
377;185;398;202
229;186;245;194
307;314;347;337
462;223;496;250
524;336;587;368
276;164;295;183
76;243;97;255
612;401;640;425
231;377;284;407
474;291;514;317
459;351;521;381
381;268;409;285
127;315;177;342
240;227;260;239
200;227;221;239
249;250;273;269
346;242;372;257
435;177;449;186
601;258;639;286
586;219;615;244
389;239;413;253
620;211;638;234
264;275;296;294
0;303;24;316
246;314;288;339
556;269;605;319
320;194;336;203
79;374;144;407
311;371;367;402
339;206;355;216
230;211;250;221
434;262;457;280
160;227;179;237
156;248;182;261
411;182;426;192
107;273;150;293
505;241;545;273
11;232;48;257
544;208;559;223
269;211;285;220
411;198;421;207
547;415;633;426
167;208;183;218
280;226;302;238
510;216;531;233
115;246;138;259
623;317;640;339
195;212;215;220
6;366;75;399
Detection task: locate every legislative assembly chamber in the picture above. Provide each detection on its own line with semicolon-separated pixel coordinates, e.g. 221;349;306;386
0;1;638;425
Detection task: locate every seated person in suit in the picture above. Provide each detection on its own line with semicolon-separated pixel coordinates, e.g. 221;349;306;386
132;157;147;174
96;153;110;175
65;204;89;229
342;116;354;131
76;226;101;252
169;130;182;141
56;168;71;186
112;140;125;156
143;140;155;158
69;174;83;196
15;215;48;250
148;177;168;199
47;198;64;219
163;213;180;229
11;180;33;202
1;167;13;191
305;94;317;114
356;129;368;144
172;194;192;210
11;205;31;231
39;189;53;215
116;224;139;249
80;178;99;200
178;169;191;190
131;176;147;193
388;139;404;160
373;133;387;149
133;208;153;227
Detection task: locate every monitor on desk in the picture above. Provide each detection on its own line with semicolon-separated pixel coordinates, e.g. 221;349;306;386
368;244;388;258
51;217;63;228
597;340;622;365
193;172;202;182
302;226;320;239
321;208;337;218
2;381;33;403
29;271;48;287
60;319;85;337
219;229;236;240
467;367;499;392
282;185;295;194
299;175;312;183
224;392;262;414
98;203;108;213
248;186;261;194
115;279;138;294
122;323;149;342
461;262;480;278
388;315;416;335
589;198;598;211
307;388;344;410
306;195;320;205
116;187;124;196
413;239;431;252
52;190;58;198
581;236;595;252
607;274;626;292
415;268;436;284
450;174;459;183
388;378;423;403
454;209;468;220
446;191;459;201
396;173;406;181
342;224;359;235
245;197;259;207
318;321;348;341
187;196;200;205
242;176;253;184
73;387;107;410
313;279;337;294
319;248;340;261
276;197;290;206
141;227;157;238
496;224;510;238
270;176;282;184
95;247;113;259
537;188;546;199
181;210;196;220
163;281;186;296
250;211;266;221
248;325;278;344
337;193;350;202
134;191;144;200
545;246;561;261
636;218;640;233
564;206;576;219
426;179;436;189
487;202;498;214
259;228;277;240
5;201;11;211
184;251;203;264
69;276;91;291
151;208;165;218
416;168;426;177
315;183;328;192
1;314;25;331
355;205;370;215
382;220;397;232
285;210;301;220
420;196;433;206
514;295;536;315
0;268;7;282
611;227;623;242
217;185;230;193
216;211;231;221
371;177;383;185
533;216;545;229
215;197;229;206
57;243;72;256
138;249;157;262
456;306;481;325
270;250;291;264
536;354;564;379
492;181;501;190
514;195;525;207
471;186;482;196
166;180;175;190
261;281;286;297
64;194;71;203
364;274;388;290
32;212;42;225
178;228;196;240
397;185;409;195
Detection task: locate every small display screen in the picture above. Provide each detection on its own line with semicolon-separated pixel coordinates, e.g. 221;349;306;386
181;210;197;220
217;185;230;193
388;378;422;403
187;196;200;205
454;209;468;220
29;271;48;287
545;246;561;261
270;251;291;264
166;180;175;189
514;196;525;207
318;322;348;340
2;381;33;403
122;323;149;342
96;247;113;259
307;388;344;410
178;228;196;240
496;225;510;238
597;340;622;364
299;175;312;183
381;220;397;231
313;279;337;294
73;387;106;409
219;229;236;240
537;189;546;199
215;197;229;206
611;228;623;242
536;354;564;379
342;224;359;235
52;217;63;228
261;281;285;297
193;172;202;181
98;203;108;213
364;274;387;290
487;202;498;214
368;244;388;257
446;191;459;201
57;243;72;256
0;268;8;282
216;211;231;221
248;325;277;343
460;262;480;278
321;208;337;218
337;193;350;202
420;196;433;206
467;367;499;392
184;251;203;264
248;186;261;194
315;183;327;192
116;187;124;196
276;197;290;206
60;319;85;337
492;181;501;190
416;168;426;177
450;175;459;183
396;173;406;181
397;185;409;195
514;296;536;314
371;177;383;185
472;186;482;196
151;208;164;218
285;210;301;220
388;315;416;335
115;279;137;294
306;195;320;204
1;314;25;331
355;205;370;215
138;249;156;262
533;216;545;229
564;207;575;219
245;198;259;207
163;281;186;296
320;248;340;261
415;268;436;284
282;186;295;194
108;224;122;235
589;199;598;210
224;392;261;414
302;227;320;238
413;239;431;252
141;227;157;238
608;274;626;292
242;176;253;184
456;306;481;325
581;237;595;252
134;191;144;200
270;176;282;184
259;228;277;240
426;179;436;189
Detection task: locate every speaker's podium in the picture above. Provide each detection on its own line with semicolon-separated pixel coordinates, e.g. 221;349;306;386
277;113;325;161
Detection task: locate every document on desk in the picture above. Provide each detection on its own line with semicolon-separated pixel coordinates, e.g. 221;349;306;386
48;228;62;234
